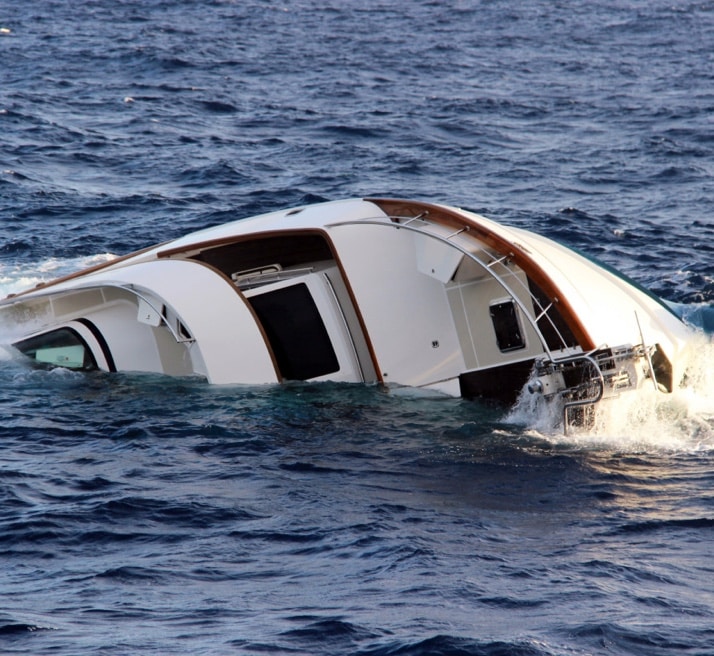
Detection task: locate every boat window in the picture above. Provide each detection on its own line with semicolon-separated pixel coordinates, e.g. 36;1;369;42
249;283;340;380
13;327;98;370
489;299;526;352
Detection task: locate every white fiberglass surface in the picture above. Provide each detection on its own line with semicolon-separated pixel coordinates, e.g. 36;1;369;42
329;223;467;389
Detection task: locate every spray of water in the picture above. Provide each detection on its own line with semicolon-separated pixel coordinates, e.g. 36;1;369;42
0;254;117;299
506;331;714;451
0;254;118;347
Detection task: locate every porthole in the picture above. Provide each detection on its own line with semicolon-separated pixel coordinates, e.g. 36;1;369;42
489;299;526;352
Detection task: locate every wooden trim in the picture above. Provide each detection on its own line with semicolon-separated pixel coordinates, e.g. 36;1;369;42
169;232;383;384
322;234;384;384
187;259;282;381
367;198;596;351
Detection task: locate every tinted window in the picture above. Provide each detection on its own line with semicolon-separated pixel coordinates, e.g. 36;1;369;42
249;283;339;380
489;300;526;352
14;327;98;370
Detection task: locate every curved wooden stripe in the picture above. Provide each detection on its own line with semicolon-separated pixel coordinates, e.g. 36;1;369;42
160;228;384;384
367;198;596;352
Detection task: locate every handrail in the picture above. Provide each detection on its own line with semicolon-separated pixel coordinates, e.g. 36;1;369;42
327;214;572;360
552;353;605;434
45;282;195;345
634;311;659;392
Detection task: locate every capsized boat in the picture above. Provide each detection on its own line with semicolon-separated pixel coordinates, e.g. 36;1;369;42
0;198;696;426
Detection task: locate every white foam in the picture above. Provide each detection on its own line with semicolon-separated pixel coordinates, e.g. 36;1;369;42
0;253;117;298
0;254;119;346
506;332;714;452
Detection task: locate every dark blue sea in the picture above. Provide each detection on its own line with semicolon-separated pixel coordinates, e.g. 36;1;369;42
1;1;713;654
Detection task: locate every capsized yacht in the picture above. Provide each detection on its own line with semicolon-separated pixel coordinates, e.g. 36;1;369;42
0;198;696;428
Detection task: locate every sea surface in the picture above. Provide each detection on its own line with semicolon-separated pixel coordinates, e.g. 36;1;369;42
1;1;713;654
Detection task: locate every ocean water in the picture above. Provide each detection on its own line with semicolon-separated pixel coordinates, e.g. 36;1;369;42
1;1;713;654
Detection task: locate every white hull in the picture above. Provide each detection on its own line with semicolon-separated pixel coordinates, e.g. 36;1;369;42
0;198;696;428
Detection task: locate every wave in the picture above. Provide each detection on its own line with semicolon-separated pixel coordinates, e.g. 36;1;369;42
613;517;714;535
669;301;714;334
0;622;54;635
0;253;117;299
568;621;704;654
355;634;553;656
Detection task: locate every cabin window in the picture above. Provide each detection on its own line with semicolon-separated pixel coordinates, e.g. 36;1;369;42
13;327;98;370
249;283;340;380
489;299;526;352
